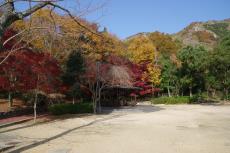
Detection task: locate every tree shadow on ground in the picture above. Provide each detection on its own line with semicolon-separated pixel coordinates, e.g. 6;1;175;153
7;104;164;152
1;104;163;134
0;114;93;134
8;114;124;153
0;120;52;134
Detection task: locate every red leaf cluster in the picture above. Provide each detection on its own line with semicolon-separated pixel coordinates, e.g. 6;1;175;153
0;50;61;94
130;63;160;96
1;29;25;51
83;54;160;97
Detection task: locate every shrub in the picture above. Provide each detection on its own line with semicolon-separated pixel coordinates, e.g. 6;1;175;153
0;91;8;99
189;95;199;103
204;22;229;38
189;93;210;103
227;94;230;100
151;96;190;104
48;102;93;115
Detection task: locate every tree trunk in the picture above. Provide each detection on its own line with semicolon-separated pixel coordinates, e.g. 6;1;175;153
90;84;97;114
224;88;229;100
207;90;209;100
189;86;193;97
180;87;184;96
93;98;97;114
8;91;13;108
98;99;101;113
98;89;102;113
92;92;97;114
167;86;171;97
96;62;99;113
212;89;216;98
151;85;154;97
0;1;52;40
72;97;75;104
34;91;38;123
175;85;179;97
226;90;229;100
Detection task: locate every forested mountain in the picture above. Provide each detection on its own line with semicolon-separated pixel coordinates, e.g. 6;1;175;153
174;18;230;49
123;18;230;100
127;18;230;50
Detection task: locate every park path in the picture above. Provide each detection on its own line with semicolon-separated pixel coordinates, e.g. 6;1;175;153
1;102;230;153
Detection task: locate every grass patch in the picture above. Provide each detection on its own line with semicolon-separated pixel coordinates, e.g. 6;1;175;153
48;102;93;115
151;96;190;104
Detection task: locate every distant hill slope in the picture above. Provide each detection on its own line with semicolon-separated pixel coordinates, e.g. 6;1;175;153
126;18;230;50
126;32;149;41
174;18;230;49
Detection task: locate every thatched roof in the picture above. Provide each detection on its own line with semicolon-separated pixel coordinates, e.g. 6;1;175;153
29;89;47;96
105;85;141;90
106;66;133;88
47;93;66;99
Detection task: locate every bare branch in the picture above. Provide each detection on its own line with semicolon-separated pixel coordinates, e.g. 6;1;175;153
0;0;101;37
3;27;47;46
47;3;101;36
0;27;48;65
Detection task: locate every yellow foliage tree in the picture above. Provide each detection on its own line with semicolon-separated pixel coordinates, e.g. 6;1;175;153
126;35;161;86
12;9;102;63
13;9;60;51
13;9;126;65
142;64;161;86
126;35;156;63
75;27;127;62
148;32;180;55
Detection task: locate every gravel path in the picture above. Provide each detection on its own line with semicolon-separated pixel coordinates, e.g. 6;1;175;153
1;103;230;153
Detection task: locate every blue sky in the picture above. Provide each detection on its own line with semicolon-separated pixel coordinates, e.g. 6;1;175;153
13;0;230;39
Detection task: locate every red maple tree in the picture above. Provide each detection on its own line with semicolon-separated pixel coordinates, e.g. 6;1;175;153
0;49;61;121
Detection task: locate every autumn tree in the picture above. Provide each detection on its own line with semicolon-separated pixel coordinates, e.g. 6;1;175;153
11;8;101;63
0;49;61;120
126;35;155;63
126;35;161;87
0;28;34;107
0;0;56;40
31;52;61;121
0;0;98;38
0;0;102;66
79;29;125;61
142;64;161;87
148;32;180;56
83;60;110;113
0;50;35;108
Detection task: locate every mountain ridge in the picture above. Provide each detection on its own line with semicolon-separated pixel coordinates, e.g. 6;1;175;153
125;18;230;49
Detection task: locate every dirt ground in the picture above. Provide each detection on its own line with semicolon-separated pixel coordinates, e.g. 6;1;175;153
1;102;230;153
